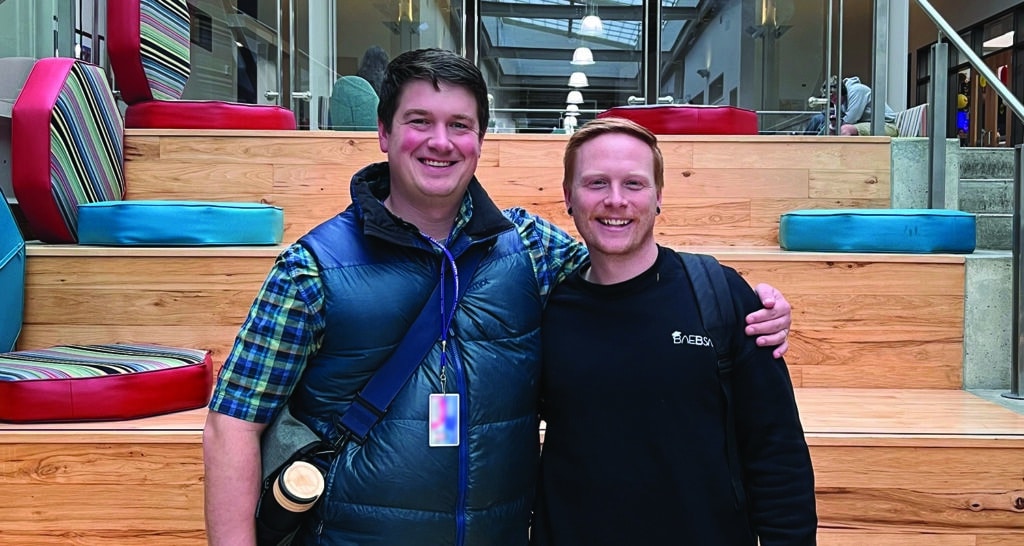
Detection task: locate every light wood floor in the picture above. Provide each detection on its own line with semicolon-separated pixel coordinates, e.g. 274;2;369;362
6;389;1019;545
6;388;1021;438
798;388;1024;437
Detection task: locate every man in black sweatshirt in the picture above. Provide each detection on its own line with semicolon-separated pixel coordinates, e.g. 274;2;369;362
532;117;817;545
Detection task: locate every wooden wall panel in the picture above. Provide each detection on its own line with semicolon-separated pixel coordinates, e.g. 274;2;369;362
20;247;965;388
123;131;891;245
21;251;277;371
0;441;205;545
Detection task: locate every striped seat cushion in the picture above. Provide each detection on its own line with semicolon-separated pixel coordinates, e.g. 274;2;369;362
0;343;213;423
108;0;191;103
107;0;296;130
11;58;125;243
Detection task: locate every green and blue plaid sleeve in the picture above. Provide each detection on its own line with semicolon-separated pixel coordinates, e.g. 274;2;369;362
504;207;589;299
208;244;325;423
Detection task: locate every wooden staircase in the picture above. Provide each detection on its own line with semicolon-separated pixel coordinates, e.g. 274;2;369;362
2;131;1022;545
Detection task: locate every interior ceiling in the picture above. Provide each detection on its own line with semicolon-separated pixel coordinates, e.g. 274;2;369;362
478;0;704;91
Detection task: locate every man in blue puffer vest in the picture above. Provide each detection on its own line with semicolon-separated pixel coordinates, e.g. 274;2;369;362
202;48;794;545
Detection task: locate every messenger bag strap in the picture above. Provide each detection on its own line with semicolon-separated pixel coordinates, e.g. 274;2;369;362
334;241;489;447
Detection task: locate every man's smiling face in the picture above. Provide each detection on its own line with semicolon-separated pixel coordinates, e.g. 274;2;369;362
378;79;482;209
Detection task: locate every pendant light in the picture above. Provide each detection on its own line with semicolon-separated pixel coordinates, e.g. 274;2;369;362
568;71;589;88
571;47;595;65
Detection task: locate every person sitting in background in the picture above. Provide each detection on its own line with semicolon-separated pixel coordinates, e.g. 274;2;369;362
805;76;898;137
837;76;898;137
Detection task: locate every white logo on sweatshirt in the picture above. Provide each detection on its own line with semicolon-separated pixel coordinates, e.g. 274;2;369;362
672;331;714;348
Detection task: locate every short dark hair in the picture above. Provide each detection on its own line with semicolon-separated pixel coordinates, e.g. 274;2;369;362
377;48;489;137
563;117;665;193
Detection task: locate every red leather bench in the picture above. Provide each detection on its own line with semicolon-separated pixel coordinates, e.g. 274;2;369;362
597;104;758;135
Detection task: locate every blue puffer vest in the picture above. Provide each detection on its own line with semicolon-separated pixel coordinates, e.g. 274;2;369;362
291;163;542;546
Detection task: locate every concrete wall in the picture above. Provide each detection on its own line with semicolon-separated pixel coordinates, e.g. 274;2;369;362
890;137;1015;390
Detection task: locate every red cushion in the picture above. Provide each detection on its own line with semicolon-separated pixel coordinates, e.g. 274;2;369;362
125;100;297;130
598;105;758;135
0;344;213;423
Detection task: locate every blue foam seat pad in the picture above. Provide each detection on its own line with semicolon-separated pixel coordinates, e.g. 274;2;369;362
77;200;284;246
779;208;976;253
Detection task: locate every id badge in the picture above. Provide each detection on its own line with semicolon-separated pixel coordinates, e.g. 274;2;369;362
429;393;460;447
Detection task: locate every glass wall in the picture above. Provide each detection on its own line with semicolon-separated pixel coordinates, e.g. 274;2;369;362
917;7;1023;147
0;0;920;135
182;0;462;129
476;0;877;135
0;0;75;59
477;0;644;133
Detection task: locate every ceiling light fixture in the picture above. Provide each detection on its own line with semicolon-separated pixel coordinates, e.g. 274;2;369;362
568;71;590;88
571;46;595;65
578;0;603;36
580;14;603;36
566;90;585;104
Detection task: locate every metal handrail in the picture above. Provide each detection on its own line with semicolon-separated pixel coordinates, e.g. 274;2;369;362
913;0;1024;120
910;0;1024;399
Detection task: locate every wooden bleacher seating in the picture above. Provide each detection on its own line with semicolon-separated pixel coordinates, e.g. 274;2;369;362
2;131;1022;545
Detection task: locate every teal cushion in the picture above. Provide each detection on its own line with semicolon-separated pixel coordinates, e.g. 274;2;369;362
76;200;284;246
0;197;25;352
779;208;976;253
328;76;379;131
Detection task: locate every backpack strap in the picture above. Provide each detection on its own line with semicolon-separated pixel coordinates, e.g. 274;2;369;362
677;251;747;509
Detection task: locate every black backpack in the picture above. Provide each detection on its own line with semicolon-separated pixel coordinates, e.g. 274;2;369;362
677;252;747;509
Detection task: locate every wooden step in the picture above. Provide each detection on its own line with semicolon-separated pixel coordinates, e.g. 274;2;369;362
18;245;966;389
122;130;892;247
0;408;206;545
1;389;1020;545
799;389;1024;544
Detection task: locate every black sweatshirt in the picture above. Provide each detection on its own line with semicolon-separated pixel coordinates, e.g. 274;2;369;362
532;245;817;546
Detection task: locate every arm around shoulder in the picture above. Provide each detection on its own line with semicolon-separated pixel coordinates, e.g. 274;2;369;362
204;410;268;546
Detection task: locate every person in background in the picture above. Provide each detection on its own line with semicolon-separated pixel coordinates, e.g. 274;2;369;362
804;75;898;137
203;48;795;545
328;45;389;131
533;117;816;546
355;45;389;96
836;76;898;136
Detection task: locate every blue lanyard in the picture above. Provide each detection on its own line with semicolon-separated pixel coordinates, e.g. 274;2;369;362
428;237;459;393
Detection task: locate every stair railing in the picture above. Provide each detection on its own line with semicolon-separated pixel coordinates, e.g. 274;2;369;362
910;0;1024;399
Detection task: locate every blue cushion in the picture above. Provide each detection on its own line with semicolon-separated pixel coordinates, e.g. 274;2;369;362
0;197;25;352
779;208;976;253
76;201;284;246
